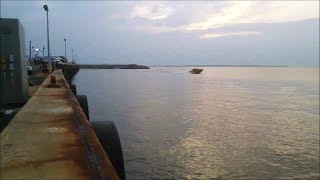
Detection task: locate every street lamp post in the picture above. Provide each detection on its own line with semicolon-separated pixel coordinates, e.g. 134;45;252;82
29;41;32;61
64;38;67;59
43;4;52;69
72;49;74;64
32;46;34;59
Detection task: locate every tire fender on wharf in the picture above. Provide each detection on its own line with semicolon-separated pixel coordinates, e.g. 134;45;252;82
90;121;126;180
76;95;89;121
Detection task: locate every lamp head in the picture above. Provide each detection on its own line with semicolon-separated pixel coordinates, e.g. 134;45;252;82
43;5;48;11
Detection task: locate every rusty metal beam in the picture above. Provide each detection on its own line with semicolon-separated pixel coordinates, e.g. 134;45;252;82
1;70;119;179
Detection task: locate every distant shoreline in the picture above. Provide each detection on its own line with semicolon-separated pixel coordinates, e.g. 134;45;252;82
78;64;289;69
150;65;289;67
78;64;150;69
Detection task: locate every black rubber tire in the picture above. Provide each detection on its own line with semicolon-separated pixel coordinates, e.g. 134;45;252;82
70;84;77;95
76;95;89;121
90;121;125;180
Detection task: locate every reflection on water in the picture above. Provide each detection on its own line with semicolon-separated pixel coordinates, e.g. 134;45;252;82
74;67;319;179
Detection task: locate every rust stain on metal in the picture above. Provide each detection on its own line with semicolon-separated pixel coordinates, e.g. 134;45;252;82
1;69;119;180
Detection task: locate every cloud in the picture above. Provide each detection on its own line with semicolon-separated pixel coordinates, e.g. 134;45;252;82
119;1;319;35
133;25;178;33
245;1;320;23
185;1;320;31
186;1;255;31
200;31;262;39
130;2;173;20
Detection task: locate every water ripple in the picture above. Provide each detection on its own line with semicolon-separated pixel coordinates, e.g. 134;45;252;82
74;67;319;179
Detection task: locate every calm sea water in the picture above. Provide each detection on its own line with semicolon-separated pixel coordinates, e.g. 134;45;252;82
74;67;319;179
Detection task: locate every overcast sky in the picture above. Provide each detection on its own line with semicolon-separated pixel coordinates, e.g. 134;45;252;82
1;1;319;66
